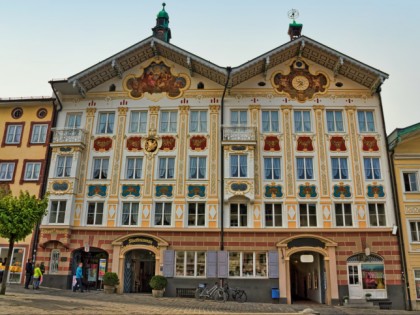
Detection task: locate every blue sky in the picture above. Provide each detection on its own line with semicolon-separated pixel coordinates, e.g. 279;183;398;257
0;0;418;133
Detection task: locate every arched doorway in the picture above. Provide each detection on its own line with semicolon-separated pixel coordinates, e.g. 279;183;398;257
289;251;326;304
123;249;156;293
347;253;386;299
72;247;108;290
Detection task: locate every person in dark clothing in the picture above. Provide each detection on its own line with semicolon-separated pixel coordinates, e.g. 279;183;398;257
24;258;33;289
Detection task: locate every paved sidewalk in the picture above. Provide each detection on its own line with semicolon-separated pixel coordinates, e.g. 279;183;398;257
0;284;417;315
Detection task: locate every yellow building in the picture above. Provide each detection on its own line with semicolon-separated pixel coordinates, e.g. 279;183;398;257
0;97;55;283
389;122;420;310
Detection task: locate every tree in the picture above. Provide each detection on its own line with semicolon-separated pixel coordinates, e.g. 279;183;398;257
0;191;48;295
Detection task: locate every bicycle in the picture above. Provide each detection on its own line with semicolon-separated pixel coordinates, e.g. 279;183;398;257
195;282;227;302
223;281;247;303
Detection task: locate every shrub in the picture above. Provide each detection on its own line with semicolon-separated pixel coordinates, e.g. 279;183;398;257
149;275;167;290
103;272;120;286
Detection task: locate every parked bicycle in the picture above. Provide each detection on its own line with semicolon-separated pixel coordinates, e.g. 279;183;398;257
223;281;247;303
195;282;227;302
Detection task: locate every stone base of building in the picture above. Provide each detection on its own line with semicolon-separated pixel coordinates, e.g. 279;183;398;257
42;274;72;290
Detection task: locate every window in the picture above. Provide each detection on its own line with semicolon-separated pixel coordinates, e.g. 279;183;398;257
176;251;205;277
414;270;420;299
230;203;247;227
358;111;375;132
265;203;282;227
262;110;279;132
129;111;147;133
230;155;247;178
49;201;66;224
348;265;360;285
229;252;267;277
410;221;420;242
231;110;247;126
122;202;139;226
0;162;15;181
154;202;172;226
31;124;48;143
189;157;206;179
50;250;60;274
97;112;115;134
190;110;207;133
5;124;23;144
56;156;72;177
403;172;419;192
368;203;386;227
126;157;143;179
87;202;104;225
159;111;177;133
158;157;175;179
296;157;314;180
331;157;349;180
299;204;317;227
364;158;381;180
65;113;82;129
294;110;311;132
264;157;281;180
24;162;41;180
93;158;109;179
335;203;353;227
188;203;205;226
326;110;344;132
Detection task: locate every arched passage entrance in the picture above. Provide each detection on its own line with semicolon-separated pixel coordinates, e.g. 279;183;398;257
123;249;156;293
277;234;338;305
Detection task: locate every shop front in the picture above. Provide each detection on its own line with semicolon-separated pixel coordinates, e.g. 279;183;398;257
72;247;109;290
0;247;26;283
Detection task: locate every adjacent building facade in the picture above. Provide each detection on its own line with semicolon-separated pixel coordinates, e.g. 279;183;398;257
389;123;420;310
0;97;55;283
36;5;404;307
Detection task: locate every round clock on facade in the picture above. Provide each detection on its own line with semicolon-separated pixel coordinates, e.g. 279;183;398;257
292;75;310;91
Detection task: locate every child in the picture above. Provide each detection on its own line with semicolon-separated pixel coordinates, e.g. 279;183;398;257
33;263;43;290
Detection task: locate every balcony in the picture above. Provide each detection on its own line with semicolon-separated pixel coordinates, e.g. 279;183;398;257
51;128;88;147
222;126;257;143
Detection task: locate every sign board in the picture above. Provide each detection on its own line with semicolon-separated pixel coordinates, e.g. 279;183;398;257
122;236;158;248
98;259;107;280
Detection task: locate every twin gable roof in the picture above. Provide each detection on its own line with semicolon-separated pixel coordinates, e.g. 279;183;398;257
53;35;389;95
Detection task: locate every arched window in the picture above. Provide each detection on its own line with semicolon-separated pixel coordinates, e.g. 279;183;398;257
109;84;116;92
197;82;204;89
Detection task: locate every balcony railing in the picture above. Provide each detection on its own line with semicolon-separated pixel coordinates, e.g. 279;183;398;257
222;126;257;142
52;128;88;144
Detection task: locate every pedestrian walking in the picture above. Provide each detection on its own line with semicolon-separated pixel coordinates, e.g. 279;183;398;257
33;263;42;290
73;262;84;292
24;258;33;289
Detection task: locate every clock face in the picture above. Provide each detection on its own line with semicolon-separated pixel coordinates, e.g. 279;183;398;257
292;75;310;91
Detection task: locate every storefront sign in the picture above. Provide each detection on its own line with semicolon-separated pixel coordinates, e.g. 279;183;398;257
122;237;158;248
98;259;107;281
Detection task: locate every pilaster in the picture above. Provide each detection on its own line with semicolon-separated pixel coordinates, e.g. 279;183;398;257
208;105;220;228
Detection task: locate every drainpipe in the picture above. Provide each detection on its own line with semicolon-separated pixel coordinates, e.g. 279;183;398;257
220;67;232;251
378;89;411;310
31;82;63;262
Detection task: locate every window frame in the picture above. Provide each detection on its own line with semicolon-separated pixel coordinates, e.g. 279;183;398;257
92;157;109;179
261;110;279;133
126;157;143;179
87;202;104;226
414;270;420;299
228;252;268;278
189;110;208;133
0;160;17;182
409;221;420;243
230;110;248;127
263;157;281;180
121;202;139;226
23;161;42;181
403;172;419;192
154;202;172;227
175;251;206;277
368;203;386;227
158;157;175;179
128;111;148;134
230;154;248;178
357;110;376;133
363;157;382;180
30;123;49;144
299;203;317;227
159;111;177;133
187;202;206;227
49;200;66;224
294;110;312;133
326;110;344;132
331;157;349;180
264;203;283;227
55;155;73;178
189;156;206;179
2;122;24;147
334;203;353;227
96;112;115;134
229;203;248;227
65;113;83;129
296;157;314;180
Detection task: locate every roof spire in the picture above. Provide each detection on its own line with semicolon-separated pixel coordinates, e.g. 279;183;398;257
152;3;172;43
287;9;303;41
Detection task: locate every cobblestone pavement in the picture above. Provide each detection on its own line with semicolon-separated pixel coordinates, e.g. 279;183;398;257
0;284;418;315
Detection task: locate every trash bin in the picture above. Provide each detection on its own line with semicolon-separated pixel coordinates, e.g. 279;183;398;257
271;287;280;299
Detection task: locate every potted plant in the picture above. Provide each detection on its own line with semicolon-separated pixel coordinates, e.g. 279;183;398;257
149;275;167;298
103;272;119;294
343;296;349;304
365;293;372;300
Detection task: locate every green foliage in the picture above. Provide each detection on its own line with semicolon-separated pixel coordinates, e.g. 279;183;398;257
149;275;167;290
0;191;48;242
103;272;120;286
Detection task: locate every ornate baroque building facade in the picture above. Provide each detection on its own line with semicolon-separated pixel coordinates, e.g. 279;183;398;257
0;97;55;283
37;5;404;307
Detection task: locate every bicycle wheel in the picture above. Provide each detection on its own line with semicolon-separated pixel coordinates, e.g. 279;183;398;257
195;288;204;300
236;290;247;303
213;288;227;302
